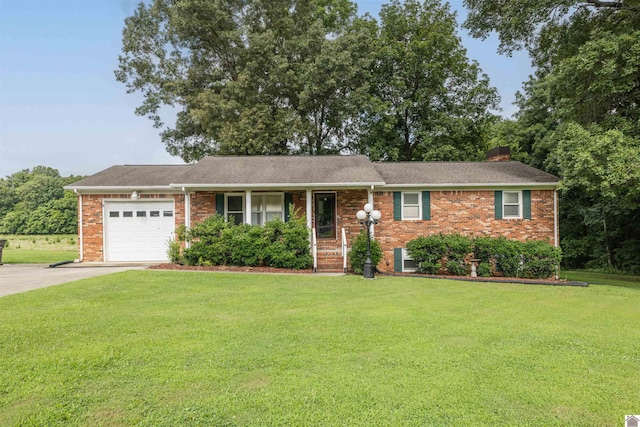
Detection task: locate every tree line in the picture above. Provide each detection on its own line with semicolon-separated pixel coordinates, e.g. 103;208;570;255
0;166;81;235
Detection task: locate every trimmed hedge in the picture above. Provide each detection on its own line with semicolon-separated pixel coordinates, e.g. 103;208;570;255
171;209;312;270
406;234;562;279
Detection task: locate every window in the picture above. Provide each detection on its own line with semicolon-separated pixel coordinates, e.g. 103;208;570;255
226;194;244;225
123;211;133;218
503;191;521;219
402;249;418;272
150;211;160;217
163;210;173;217
109;211;119;218
136;211;147;217
252;194;284;225
402;192;421;219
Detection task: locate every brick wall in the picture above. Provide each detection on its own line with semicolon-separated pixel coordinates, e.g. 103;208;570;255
372;190;556;271
80;193;184;262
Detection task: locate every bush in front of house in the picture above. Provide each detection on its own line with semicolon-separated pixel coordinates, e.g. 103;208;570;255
174;208;312;269
406;234;561;279
406;234;473;275
348;231;383;274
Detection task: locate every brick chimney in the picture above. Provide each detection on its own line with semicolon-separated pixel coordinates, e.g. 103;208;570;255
486;146;511;161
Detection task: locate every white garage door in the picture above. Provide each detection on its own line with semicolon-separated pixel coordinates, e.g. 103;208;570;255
105;201;176;262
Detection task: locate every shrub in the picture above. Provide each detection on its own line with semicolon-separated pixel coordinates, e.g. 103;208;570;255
477;261;492;277
179;208;312;270
167;239;182;264
407;234;562;279
406;235;446;274
349;231;383;274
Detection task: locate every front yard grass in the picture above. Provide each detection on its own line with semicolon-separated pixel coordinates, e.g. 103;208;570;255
0;234;77;264
1;271;638;425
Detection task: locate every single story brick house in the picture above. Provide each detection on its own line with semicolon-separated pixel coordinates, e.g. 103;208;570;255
65;148;560;272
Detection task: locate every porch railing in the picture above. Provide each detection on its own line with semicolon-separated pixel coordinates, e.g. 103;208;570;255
311;228;317;272
341;228;347;273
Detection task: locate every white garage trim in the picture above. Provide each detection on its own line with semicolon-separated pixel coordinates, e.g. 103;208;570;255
103;199;176;262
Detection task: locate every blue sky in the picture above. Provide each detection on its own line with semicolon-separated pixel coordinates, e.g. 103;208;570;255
0;0;532;178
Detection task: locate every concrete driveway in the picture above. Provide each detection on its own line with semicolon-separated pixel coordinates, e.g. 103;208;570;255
0;263;151;297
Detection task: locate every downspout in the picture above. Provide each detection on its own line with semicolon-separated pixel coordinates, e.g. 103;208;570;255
75;190;83;262
554;189;559;280
553;189;558;247
183;187;191;248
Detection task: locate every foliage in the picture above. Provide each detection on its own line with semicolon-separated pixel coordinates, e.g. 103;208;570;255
356;0;499;162
407;234;560;279
0;167;82;235
407;234;473;275
116;0;375;159
179;209;312;269
166;240;182;264
467;0;640;274
348;230;383;274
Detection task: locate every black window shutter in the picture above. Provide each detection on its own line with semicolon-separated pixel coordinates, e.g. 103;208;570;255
394;248;403;272
284;192;293;222
494;191;503;220
393;192;401;221
523;190;531;219
215;194;224;216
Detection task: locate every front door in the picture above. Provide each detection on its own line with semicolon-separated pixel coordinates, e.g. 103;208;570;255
315;193;336;239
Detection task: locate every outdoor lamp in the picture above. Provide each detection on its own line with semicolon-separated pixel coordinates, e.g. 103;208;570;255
356;204;381;279
131;191;140;200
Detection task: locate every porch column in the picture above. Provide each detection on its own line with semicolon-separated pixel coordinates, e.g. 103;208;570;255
245;190;252;225
306;189;312;229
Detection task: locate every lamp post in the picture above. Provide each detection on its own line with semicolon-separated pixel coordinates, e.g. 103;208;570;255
356;203;381;279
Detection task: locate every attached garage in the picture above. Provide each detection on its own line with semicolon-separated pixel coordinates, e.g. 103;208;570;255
104;200;175;262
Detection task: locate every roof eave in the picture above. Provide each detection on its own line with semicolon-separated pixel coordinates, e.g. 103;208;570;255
379;182;559;189
169;182;386;190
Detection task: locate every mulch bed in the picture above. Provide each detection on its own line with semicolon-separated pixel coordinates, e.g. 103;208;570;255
148;263;587;286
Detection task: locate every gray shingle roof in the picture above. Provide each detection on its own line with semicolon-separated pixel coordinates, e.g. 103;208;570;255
172;155;385;186
67;165;191;188
374;161;559;186
66;156;559;190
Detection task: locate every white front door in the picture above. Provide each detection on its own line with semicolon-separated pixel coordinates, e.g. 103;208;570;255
104;200;175;262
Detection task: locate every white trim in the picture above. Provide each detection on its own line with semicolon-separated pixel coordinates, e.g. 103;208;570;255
78;192;83;262
401;191;422;220
306;189;312;229
169;182;386;189
368;187;374;237
402;248;417;273
381;183;558;190
225;193;245;224
502;190;523;219
250;192;285;226
66;186;176;192
245;190;252;225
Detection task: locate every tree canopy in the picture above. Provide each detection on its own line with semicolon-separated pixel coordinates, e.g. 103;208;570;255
0;167;81;235
465;0;640;272
117;0;498;162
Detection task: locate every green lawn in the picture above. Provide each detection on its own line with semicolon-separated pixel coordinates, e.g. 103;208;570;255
0;234;78;264
1;271;638;426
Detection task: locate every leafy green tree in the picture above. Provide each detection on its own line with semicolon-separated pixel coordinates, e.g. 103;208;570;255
465;0;640;272
355;0;499;161
0;167;81;235
116;0;374;160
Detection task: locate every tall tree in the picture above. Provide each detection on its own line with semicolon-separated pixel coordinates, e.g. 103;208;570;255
116;0;374;161
465;0;640;272
356;0;499;162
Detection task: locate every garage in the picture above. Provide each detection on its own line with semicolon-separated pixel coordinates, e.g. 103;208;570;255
104;200;176;262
